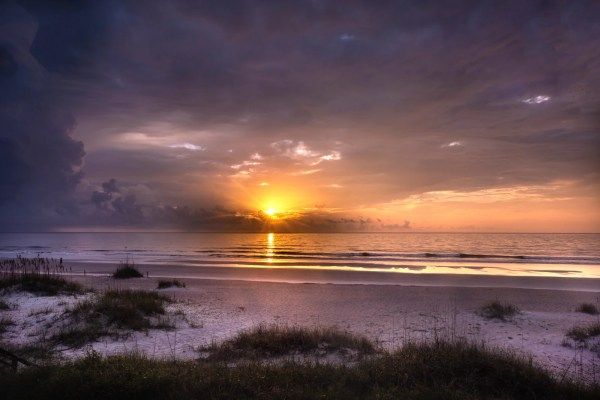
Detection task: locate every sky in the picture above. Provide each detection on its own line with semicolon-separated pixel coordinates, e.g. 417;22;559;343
1;0;599;232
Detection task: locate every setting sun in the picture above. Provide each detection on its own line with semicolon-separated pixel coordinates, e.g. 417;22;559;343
265;208;277;217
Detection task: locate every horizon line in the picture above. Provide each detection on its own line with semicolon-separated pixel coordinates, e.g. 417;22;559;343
0;231;598;235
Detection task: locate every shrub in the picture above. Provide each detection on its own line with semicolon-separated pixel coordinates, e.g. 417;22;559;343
576;303;599;315
0;299;10;310
201;325;376;361
112;262;143;279
479;301;519;321
157;280;186;289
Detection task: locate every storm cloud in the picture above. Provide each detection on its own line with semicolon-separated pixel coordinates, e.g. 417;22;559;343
0;3;85;229
1;0;598;231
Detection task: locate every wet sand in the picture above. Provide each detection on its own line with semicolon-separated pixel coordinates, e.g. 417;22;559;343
67;260;600;291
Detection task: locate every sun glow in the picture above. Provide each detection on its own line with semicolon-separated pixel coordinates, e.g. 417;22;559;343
265;208;277;216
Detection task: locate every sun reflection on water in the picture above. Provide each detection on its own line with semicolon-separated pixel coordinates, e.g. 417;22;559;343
265;232;275;263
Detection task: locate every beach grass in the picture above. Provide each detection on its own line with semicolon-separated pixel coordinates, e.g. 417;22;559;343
157;279;186;289
0;273;83;296
112;261;143;279
0;256;83;296
576;303;599;315
479;301;520;321
0;298;10;310
566;323;600;342
0;315;15;335
1;339;597;400
200;325;376;361
52;289;172;347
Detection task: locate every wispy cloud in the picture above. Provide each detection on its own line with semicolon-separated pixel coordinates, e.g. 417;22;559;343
522;95;551;105
169;143;204;151
441;141;463;148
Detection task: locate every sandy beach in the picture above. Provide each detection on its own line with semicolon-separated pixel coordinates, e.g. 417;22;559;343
3;271;599;383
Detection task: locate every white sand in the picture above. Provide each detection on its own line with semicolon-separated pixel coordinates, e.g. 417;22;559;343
1;275;599;383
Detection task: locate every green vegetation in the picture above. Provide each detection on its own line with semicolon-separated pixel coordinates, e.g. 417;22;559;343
479;301;520;321
52;289;172;347
112;261;143;279
566;323;600;342
201;325;376;361
1;340;597;400
576;303;599;315
157;279;186;289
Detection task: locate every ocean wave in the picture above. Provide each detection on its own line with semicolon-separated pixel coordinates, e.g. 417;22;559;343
202;250;600;265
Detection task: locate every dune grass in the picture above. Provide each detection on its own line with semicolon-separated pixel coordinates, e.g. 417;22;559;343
0;256;83;296
566;323;600;343
112;261;143;279
0;298;10;310
479;301;520;321
0;315;14;335
52;289;172;347
0;273;83;296
2;342;56;364
157;279;186;289
1;340;597;400
201;325;376;361
576;303;599;315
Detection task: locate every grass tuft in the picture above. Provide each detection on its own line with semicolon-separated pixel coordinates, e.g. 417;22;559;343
566;323;600;342
479;301;519;321
0;315;15;335
0;256;82;296
52;289;172;347
0;273;83;296
0;342;56;365
576;303;599;315
157;279;186;289
1;340;597;399
0;298;10;310
112;261;143;279
201;325;376;361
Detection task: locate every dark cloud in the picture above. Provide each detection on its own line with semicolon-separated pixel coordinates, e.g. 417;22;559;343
101;178;119;194
0;4;85;229
81;178;402;232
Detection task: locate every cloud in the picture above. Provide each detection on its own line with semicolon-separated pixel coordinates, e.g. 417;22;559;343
522;95;551;104
169;143;204;151
1;0;598;231
291;169;322;176
271;140;342;166
441;141;463;148
102;178;119;194
82;178;403;232
0;5;85;229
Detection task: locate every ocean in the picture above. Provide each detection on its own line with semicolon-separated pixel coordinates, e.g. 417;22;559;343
0;232;598;280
